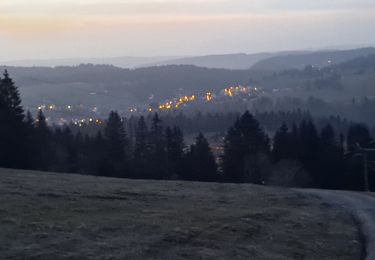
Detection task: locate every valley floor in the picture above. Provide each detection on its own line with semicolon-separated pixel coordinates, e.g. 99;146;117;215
0;168;362;259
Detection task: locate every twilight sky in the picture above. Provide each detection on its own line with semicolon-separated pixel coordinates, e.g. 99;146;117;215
1;0;375;60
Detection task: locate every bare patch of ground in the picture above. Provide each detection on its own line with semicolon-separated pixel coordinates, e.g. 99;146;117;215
0;168;361;259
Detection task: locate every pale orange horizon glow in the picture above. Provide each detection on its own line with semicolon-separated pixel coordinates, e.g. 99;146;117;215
2;9;371;35
1;0;375;60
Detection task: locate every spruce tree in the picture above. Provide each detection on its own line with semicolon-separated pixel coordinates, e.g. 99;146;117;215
36;109;49;134
104;111;128;177
134;116;150;178
0;70;28;168
222;125;243;182
34;109;54;171
186;133;217;182
222;111;270;183
90;131;109;176
272;123;291;162
66;142;79;173
58;126;74;173
320;124;335;145
148;113;166;179
0;70;24;122
134;116;149;162
165;127;174;179
297;119;320;187
24;110;36;168
25;110;35;129
104;111;127;161
317;124;344;189
165;126;185;179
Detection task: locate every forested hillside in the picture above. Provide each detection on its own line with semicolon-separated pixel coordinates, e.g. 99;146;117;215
251;47;375;71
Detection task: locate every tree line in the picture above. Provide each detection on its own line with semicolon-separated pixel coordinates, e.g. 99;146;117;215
71;109;357;142
1;71;374;190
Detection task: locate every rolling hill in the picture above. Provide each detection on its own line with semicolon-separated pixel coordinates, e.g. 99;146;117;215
0;64;252;113
0;56;179;69
1;48;375;123
251;47;375;71
0;168;361;259
144;53;280;70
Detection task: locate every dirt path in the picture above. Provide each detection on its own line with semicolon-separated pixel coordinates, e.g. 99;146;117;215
299;189;375;260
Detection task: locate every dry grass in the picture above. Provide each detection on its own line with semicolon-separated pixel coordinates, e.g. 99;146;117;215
0;168;361;260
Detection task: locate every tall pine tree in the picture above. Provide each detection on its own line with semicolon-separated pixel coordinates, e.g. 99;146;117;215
148;113;166;179
222;111;270;183
104;111;128;177
133;116;150;178
186;133;217;182
34;109;54;171
272;123;293;162
0;70;28;168
317;124;344;189
165;126;185;179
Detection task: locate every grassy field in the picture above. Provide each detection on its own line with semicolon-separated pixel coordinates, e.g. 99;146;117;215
0;168;362;260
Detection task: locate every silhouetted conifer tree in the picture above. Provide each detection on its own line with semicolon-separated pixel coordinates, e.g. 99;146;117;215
0;70;24;122
54;126;74;172
316;124;344;189
34;109;54;171
103;111;128;177
222;111;270;183
24;110;37;168
272;123;293;162
0;70;28;168
185;133;217;182
133;116;150;178
148;113;166;179
298;119;319;179
165;126;185;179
89;131;109;176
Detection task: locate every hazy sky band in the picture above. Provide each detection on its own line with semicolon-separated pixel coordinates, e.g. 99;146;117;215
1;0;375;60
2;0;375;14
